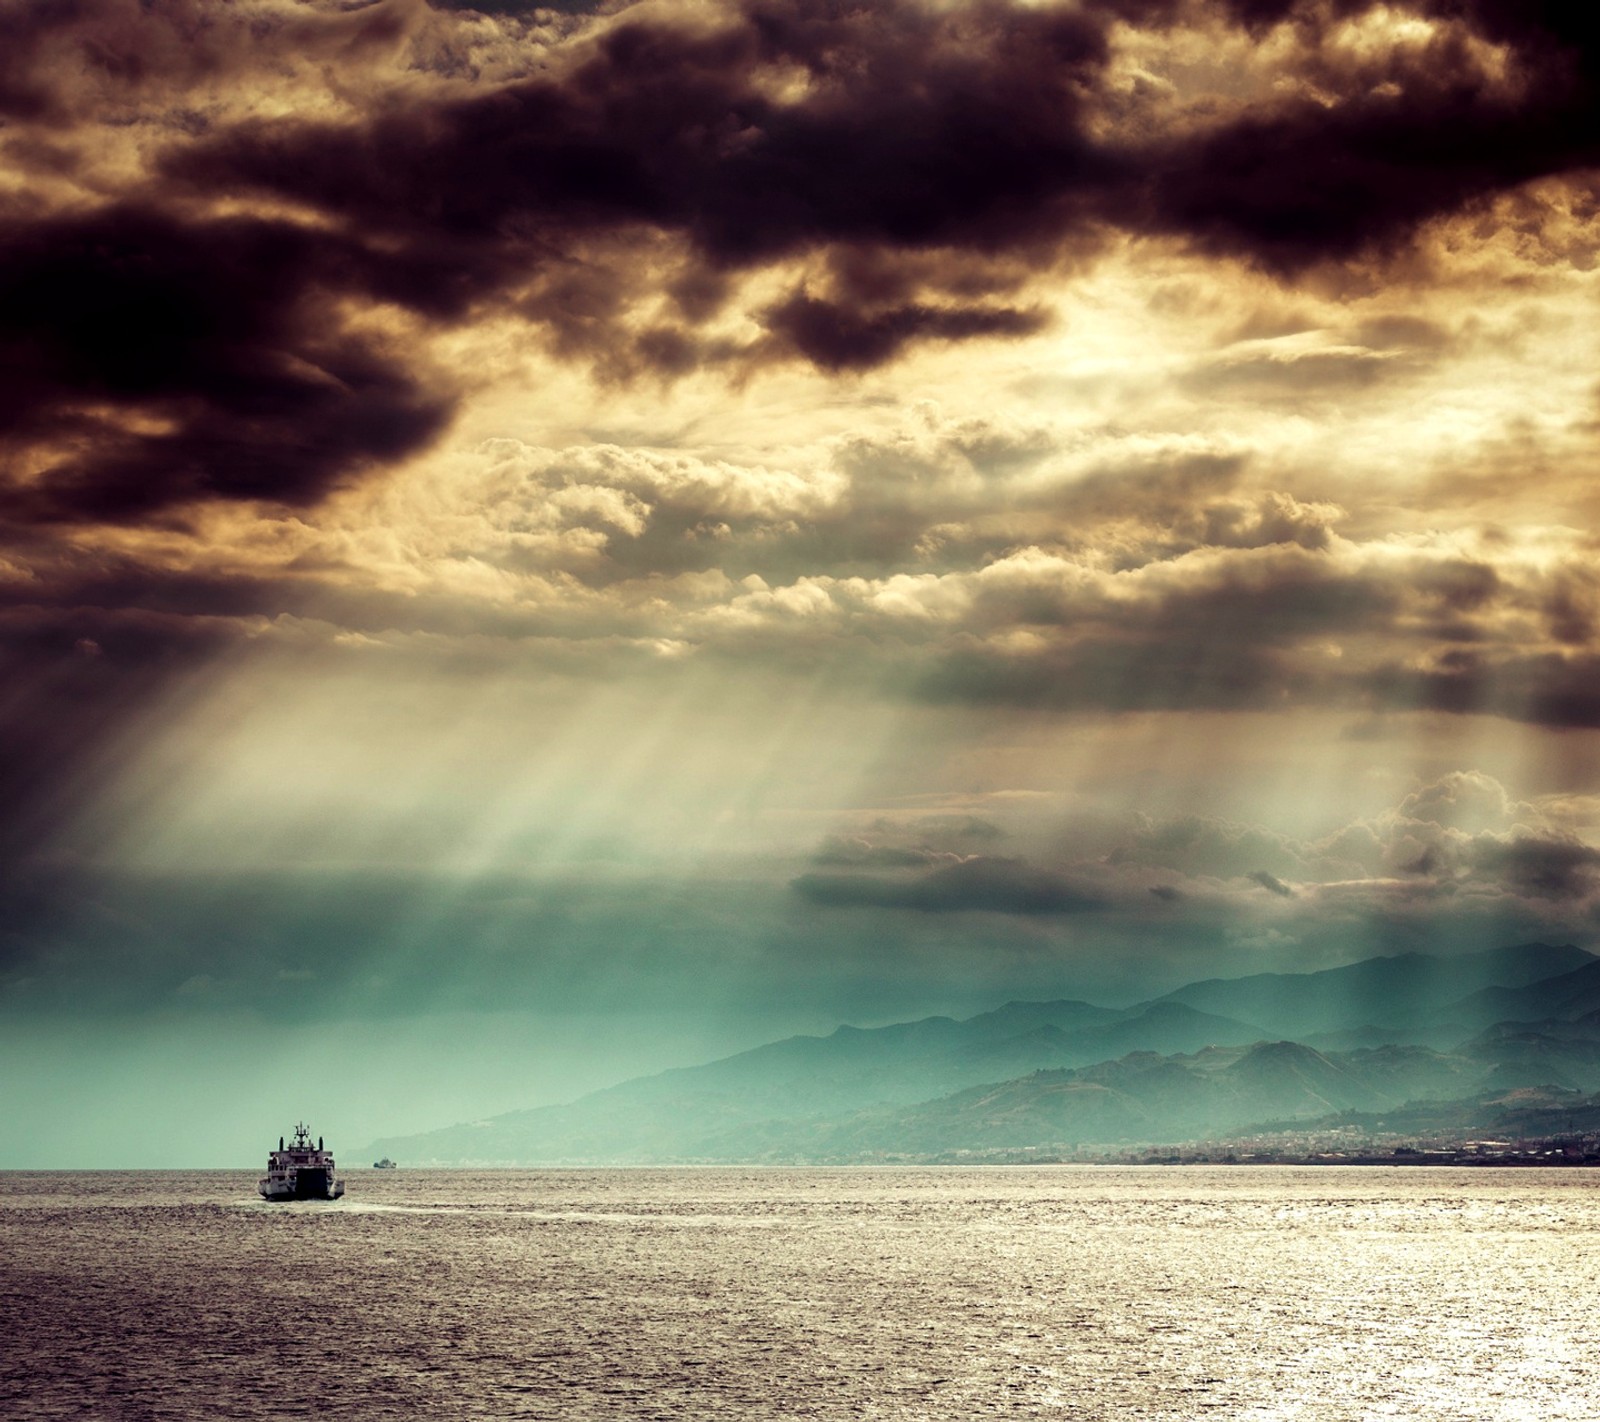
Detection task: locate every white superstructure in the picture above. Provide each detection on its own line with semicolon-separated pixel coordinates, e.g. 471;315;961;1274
258;1122;346;1201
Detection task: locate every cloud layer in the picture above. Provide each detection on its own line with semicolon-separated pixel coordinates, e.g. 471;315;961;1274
4;0;1600;1054
4;0;1599;523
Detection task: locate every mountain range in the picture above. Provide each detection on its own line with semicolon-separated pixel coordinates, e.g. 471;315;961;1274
361;942;1600;1165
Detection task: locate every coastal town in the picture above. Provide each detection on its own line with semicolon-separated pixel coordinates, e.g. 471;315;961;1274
932;1128;1600;1168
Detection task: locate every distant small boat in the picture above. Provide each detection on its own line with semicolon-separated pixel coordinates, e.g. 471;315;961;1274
259;1123;345;1201
373;1158;398;1169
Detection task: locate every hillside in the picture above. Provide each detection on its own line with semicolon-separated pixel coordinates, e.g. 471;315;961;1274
360;943;1598;1164
1151;943;1594;1039
1447;960;1600;1029
795;1042;1456;1156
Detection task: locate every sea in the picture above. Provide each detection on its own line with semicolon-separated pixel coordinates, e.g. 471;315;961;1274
2;1166;1597;1420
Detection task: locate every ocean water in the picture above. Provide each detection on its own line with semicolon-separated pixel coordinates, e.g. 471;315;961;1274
2;1167;1597;1420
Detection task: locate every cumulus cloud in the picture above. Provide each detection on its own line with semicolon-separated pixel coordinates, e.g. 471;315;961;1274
1396;770;1519;834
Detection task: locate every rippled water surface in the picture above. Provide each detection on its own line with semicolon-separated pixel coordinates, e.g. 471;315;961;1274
3;1167;1598;1419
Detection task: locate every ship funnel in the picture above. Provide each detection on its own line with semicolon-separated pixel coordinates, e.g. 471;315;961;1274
318;1137;323;1150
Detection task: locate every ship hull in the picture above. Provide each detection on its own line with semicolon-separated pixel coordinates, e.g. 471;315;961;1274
258;1169;345;1202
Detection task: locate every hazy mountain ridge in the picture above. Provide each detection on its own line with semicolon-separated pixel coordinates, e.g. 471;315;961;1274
361;943;1599;1164
1151;943;1598;1039
786;1041;1477;1158
1446;960;1600;1029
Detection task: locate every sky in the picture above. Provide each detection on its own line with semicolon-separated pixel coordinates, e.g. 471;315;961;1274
4;0;1600;1165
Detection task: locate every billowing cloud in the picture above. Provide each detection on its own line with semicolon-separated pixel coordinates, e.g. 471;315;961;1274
3;0;1597;533
155;0;1600;286
0;206;456;524
787;773;1600;975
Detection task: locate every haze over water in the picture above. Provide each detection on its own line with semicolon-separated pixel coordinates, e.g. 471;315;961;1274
4;1167;1596;1420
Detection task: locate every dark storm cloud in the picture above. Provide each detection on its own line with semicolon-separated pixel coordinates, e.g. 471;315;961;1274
793;856;1106;915
1467;835;1600;900
762;293;1050;373
155;0;1117;367
1248;870;1295;897
0;206;455;524
0;0;1121;527
1132;0;1600;271
1145;80;1532;274
426;0;608;13
0;0;416;124
159;0;1600;301
4;0;1598;526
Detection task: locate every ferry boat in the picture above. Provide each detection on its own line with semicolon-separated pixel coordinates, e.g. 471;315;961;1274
259;1123;345;1201
373;1158;397;1169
